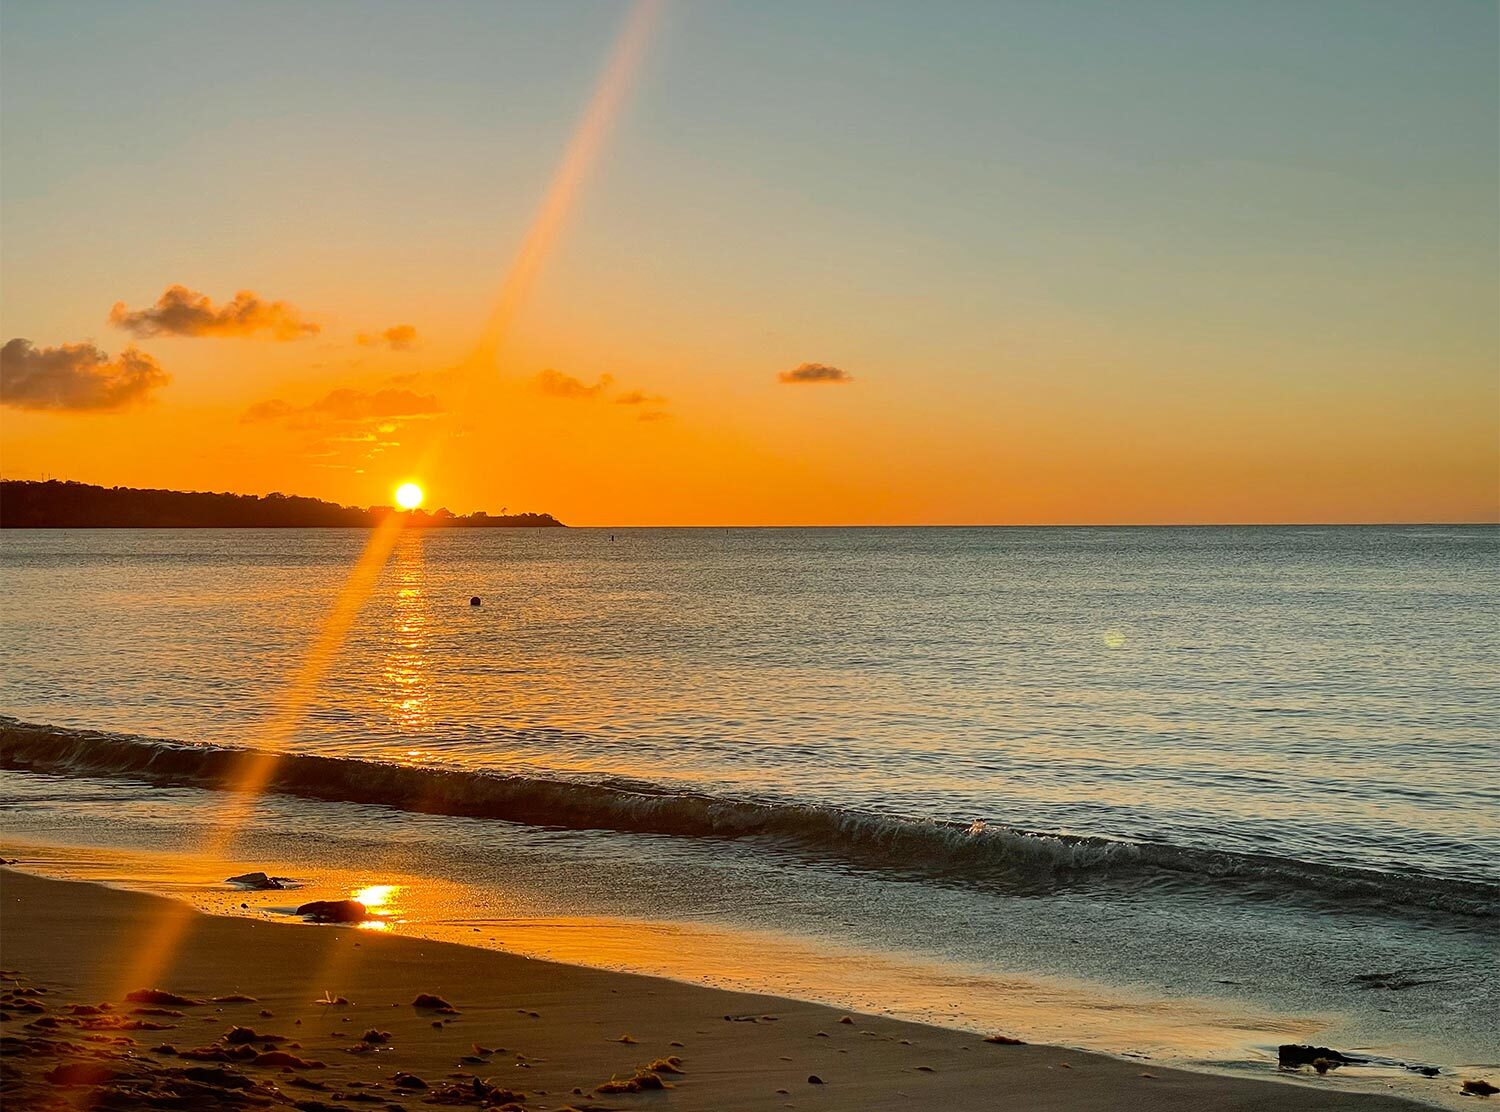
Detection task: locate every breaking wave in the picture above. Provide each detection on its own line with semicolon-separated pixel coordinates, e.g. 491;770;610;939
2;718;1493;921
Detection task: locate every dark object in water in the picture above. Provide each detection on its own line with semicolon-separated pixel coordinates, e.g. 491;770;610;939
411;993;457;1013
1278;1045;1368;1070
227;871;293;890
470;596;481;607
1463;1079;1499;1096
295;899;368;923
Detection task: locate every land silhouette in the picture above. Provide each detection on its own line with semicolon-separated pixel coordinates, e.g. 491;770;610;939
0;480;564;528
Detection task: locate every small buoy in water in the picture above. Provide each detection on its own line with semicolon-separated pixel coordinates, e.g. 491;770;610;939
469;596;481;607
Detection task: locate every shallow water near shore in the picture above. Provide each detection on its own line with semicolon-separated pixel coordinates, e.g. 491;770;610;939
2;526;1497;1107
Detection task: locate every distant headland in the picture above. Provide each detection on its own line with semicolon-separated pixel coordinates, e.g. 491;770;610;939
0;480;565;529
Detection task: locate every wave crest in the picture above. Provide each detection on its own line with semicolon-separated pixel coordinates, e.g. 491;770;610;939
2;718;1493;921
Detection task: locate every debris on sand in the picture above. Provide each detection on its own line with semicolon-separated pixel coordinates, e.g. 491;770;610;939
412;993;458;1014
426;1078;525;1105
596;1070;671;1094
223;1026;288;1045
646;1056;684;1074
296;899;369;923
360;1028;391;1044
984;1034;1026;1045
125;989;204;1006
212;994;258;1003
617;1033;637;1044
393;1071;429;1089
316;992;351;1007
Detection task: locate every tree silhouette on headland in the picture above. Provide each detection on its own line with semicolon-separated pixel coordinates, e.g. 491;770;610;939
0;480;564;528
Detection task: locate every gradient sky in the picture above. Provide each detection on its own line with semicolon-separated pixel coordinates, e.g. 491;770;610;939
2;0;1496;525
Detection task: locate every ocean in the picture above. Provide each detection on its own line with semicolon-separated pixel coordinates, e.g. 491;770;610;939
2;526;1496;1104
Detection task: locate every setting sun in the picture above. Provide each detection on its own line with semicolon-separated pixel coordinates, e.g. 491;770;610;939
394;483;424;510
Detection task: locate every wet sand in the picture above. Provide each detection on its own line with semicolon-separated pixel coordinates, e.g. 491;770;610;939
0;869;1426;1110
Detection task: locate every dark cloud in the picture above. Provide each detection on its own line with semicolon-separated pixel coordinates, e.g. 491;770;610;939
242;387;443;425
1;338;169;412
533;369;613;398
778;362;853;384
357;324;418;351
109;285;319;340
615;390;666;406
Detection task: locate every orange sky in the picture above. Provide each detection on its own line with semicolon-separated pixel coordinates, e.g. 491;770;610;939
2;2;1496;525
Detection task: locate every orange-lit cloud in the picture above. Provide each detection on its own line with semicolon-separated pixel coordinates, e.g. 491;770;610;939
109;285;319;340
243;387;442;426
779;362;852;385
1;338;168;412
358;324;418;351
533;369;614;398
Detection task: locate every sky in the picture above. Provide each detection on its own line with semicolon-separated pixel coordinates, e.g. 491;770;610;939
2;0;1496;525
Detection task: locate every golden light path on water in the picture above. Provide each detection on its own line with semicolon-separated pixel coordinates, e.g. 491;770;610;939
112;0;663;1001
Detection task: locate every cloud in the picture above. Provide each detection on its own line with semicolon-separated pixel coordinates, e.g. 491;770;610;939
533;369;613;399
1;338;169;412
615;390;666;406
109;285;319;340
242;387;443;425
778;362;853;385
357;324;418;351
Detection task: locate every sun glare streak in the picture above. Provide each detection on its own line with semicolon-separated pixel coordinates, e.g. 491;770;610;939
114;515;409;997
111;2;661;1002
467;0;662;373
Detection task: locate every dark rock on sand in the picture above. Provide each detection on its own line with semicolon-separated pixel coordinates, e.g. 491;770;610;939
125;988;204;1006
256;1050;326;1069
393;1071;429;1089
224;1025;287;1044
228;872;295;890
182;1064;254;1088
1463;1079;1499;1096
1278;1044;1368;1070
296;899;369;923
412;993;457;1013
984;1034;1026;1045
44;1062;121;1086
808;1074;826;1084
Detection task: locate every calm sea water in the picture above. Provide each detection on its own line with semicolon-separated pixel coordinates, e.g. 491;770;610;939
2;526;1497;1097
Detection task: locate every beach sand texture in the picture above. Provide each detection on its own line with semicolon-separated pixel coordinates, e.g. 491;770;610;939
0;870;1427;1111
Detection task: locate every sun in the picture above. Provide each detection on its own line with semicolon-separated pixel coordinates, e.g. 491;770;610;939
394;482;424;510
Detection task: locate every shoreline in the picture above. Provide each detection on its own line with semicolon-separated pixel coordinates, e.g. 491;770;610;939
0;868;1438;1110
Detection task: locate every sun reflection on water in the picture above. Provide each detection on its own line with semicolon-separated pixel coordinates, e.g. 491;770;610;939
381;538;431;733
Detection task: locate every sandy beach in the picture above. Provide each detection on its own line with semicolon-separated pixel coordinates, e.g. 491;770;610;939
1;869;1432;1111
